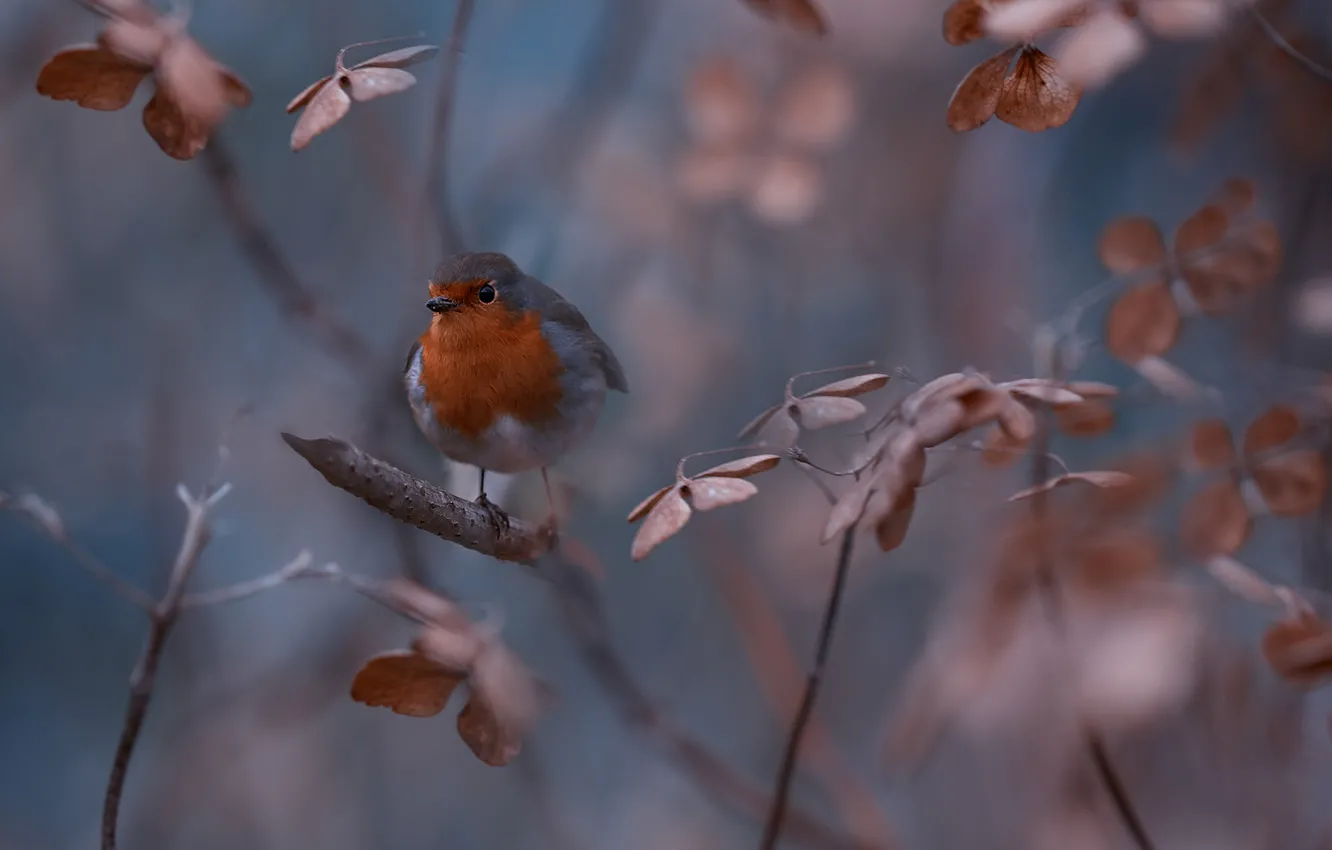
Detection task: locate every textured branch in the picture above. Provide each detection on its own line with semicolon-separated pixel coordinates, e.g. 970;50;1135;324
282;433;550;563
285;434;871;849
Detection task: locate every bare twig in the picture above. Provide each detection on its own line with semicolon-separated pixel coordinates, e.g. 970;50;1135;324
1;492;156;611
199;141;374;373
425;0;476;255
759;528;857;850
1247;5;1332;83
179;550;322;608
285;435;869;849
102;484;227;850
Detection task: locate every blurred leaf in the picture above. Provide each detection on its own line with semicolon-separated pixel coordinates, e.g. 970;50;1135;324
1106;281;1180;363
1056;400;1115;437
741;0;830;36
1262;614;1332;686
290;80;351;152
1054;8;1146;89
1099;216;1167;273
1174;204;1229;256
1252;450;1326;517
35;44;149;110
1139;0;1227;36
1008;471;1135;501
350;650;464;718
795;396;867;430
943;0;986;45
804;373;892;399
627;484;676;523
1181;478;1251;556
1242;404;1301;458
1189;418;1237;470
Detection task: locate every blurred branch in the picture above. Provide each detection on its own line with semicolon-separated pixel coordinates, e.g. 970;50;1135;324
425;0;475;255
284;433;870;849
1;492;156;611
199;141;375;373
102;483;228;850
1248;5;1332;83
759;529;857;850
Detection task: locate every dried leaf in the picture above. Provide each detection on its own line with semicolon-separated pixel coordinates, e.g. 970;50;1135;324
947;48;1018;132
1099;216;1167;273
413;625;483;671
1190;418;1237;470
1181;478;1251;556
943;0;987;45
794;395;868;429
631;488;692;560
1053;8;1146;89
1242;404;1301;458
996;47;1080;132
1008;470;1134;501
696;455;782;479
1174;204;1230;257
290;78;351;151
687;476;759;510
459;645;542;766
998;397;1038;442
1002;380;1085;406
1056;400;1115;436
686;58;758;145
1106;281;1180;363
627;484;675;523
348;67;418;102
1135;356;1204;399
1065;381;1120;398
1071;531;1160;593
154;34;248;129
985;0;1084;41
35;44;150;111
286;74;332;113
1139;0;1227;37
1214;178;1256;216
141;89;210;160
1251;450;1326;517
354;45;441;69
804;373;892;399
822;474;878;543
875;488;917;552
350;650;464;718
742;0;830;35
1262;615;1332;686
982;424;1029;466
738;403;785;440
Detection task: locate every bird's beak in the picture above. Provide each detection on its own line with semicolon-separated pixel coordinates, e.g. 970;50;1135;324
426;295;458;314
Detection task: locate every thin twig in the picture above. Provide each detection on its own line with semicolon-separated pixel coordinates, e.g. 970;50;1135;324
1247;5;1332;84
199;141;374;373
179;551;321;609
101;485;225;850
1;493;156;611
759;528;857;850
425;0;476;256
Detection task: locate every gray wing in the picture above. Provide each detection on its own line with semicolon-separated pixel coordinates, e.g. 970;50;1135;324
523;276;629;393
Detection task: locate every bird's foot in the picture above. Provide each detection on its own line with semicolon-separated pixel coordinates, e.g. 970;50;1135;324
475;493;511;532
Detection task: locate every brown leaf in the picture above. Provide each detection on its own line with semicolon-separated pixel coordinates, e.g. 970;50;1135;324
794;395;868;429
348;67;418;102
742;0;830;35
982;424;1029;466
1214;178;1256;216
35;44;150;111
1002;381;1083;406
1251;450;1326;517
631;488;692;560
998;396;1038;442
141;89;210;160
413;626;483;672
154;34;240;131
686;476;759;510
350;650;464;718
1205;554;1279;605
385;578;465;625
1064;380;1120;398
286;74;332;113
947;48;1018;132
1105;281;1180;363
1099;216;1168;273
458;645;542;766
696;454;782;479
1174;204;1229;257
943;0;987;45
627;484;675;523
822;474;878;543
1242;404;1302;459
874;488;917;552
737;403;785;440
1180;479;1251;557
804;373;892;398
1056;400;1115;436
1190;418;1237;469
1262;614;1332;686
290;77;351;151
996;47;1080;132
1138;0;1227;37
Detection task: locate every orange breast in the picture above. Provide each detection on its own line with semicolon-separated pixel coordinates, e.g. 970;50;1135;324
417;307;566;439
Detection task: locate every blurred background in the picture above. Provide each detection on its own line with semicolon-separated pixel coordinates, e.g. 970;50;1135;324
4;0;1332;847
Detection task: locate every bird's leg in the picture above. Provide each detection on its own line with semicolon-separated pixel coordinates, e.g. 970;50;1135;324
474;468;509;531
539;467;560;543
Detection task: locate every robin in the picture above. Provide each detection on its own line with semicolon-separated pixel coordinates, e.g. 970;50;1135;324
404;252;628;528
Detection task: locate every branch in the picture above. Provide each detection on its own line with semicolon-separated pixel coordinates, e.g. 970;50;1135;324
281;433;550;563
1247;5;1332;84
425;0;476;255
102;484;227;850
1;492;156;611
759;528;857;850
199;141;375;374
284;433;871;849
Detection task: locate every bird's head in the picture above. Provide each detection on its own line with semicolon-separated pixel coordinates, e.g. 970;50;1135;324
425;252;525;318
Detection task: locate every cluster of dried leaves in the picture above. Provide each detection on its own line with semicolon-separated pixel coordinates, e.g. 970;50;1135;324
349;580;544;767
676;57;856;225
1102;179;1281;394
286;41;439;152
36;0;251;160
1181;405;1326;556
824;373;1117;552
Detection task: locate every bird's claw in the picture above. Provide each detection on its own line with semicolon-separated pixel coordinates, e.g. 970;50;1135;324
475;493;510;532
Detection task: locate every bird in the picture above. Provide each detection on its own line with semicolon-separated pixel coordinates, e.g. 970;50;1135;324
404;252;628;530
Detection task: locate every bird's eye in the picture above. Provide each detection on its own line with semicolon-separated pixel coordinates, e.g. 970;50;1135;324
477;283;496;304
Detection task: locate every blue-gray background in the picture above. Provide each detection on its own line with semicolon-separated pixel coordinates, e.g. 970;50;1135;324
3;0;1332;848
